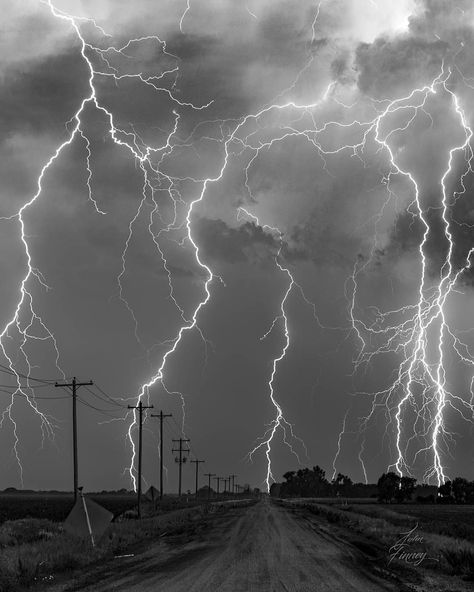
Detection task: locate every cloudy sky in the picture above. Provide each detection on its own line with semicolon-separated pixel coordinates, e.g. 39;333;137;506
1;0;474;493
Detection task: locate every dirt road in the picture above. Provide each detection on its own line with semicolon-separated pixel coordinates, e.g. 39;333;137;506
64;498;403;592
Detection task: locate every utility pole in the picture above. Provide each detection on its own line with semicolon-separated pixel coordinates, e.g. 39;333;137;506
204;472;215;499
213;476;221;495
128;401;154;518
150;410;172;499
55;377;93;503
224;478;228;494
190;459;205;497
229;474;237;495
218;477;225;496
172;438;190;496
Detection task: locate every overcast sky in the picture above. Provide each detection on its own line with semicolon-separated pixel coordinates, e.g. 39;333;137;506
1;0;474;493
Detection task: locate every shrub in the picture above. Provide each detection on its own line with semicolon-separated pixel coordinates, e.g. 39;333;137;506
0;519;60;548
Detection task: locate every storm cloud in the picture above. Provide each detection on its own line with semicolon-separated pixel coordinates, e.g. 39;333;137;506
1;0;474;493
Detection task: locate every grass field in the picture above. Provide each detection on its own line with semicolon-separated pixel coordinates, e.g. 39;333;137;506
0;491;237;525
281;498;474;579
386;504;474;543
316;500;474;544
0;493;137;524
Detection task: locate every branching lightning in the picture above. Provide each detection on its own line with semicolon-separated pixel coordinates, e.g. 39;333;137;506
230;52;474;487
3;0;474;492
336;64;474;485
0;0;217;489
237;207;309;491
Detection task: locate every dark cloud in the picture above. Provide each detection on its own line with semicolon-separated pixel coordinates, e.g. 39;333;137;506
379;165;474;285
193;217;279;265
0;49;89;137
2;0;474;492
355;36;447;99
379;209;424;258
330;51;351;84
376;208;449;280
287;218;361;268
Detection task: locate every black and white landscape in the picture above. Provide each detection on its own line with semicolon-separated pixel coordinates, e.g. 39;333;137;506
1;1;474;590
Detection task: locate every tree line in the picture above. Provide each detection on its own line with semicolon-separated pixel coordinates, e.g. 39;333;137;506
270;466;377;499
270;466;474;504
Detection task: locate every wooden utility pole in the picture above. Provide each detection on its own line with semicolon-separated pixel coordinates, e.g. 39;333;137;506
229;474;237;495
218;477;225;495
128;401;153;518
204;472;215;499
55;377;93;503
213;476;221;495
172;438;190;496
190;459;205;497
150;411;172;499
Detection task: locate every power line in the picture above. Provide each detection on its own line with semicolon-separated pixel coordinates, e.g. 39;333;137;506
76;396;122;416
94;383;128;406
0;363;59;384
0;382;51;389
169;416;202;460
21;394;70;400
0;387;69;399
83;385;127;409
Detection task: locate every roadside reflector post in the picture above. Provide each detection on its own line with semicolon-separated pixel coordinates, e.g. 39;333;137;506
79;487;95;547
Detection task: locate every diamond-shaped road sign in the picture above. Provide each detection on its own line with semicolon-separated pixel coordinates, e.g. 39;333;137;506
64;495;113;543
145;485;159;503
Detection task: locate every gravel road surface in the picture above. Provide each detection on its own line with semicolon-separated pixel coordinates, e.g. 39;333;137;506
63;497;402;592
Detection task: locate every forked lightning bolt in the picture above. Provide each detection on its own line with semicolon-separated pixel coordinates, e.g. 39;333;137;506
238;208;309;492
0;0;214;489
4;1;474;491
228;54;474;487
337;64;474;485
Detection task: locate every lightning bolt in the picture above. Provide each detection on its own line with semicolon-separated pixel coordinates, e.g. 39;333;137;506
7;0;345;493
0;0;215;489
334;61;474;486
0;63;72;483
236;208;307;491
6;1;474;493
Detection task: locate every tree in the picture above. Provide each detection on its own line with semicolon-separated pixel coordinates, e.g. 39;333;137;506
269;483;281;497
437;478;474;504
395;476;416;502
332;473;353;497
280;466;331;497
452;477;469;504
377;472;400;503
438;480;453;501
282;471;297;496
466;481;474;504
